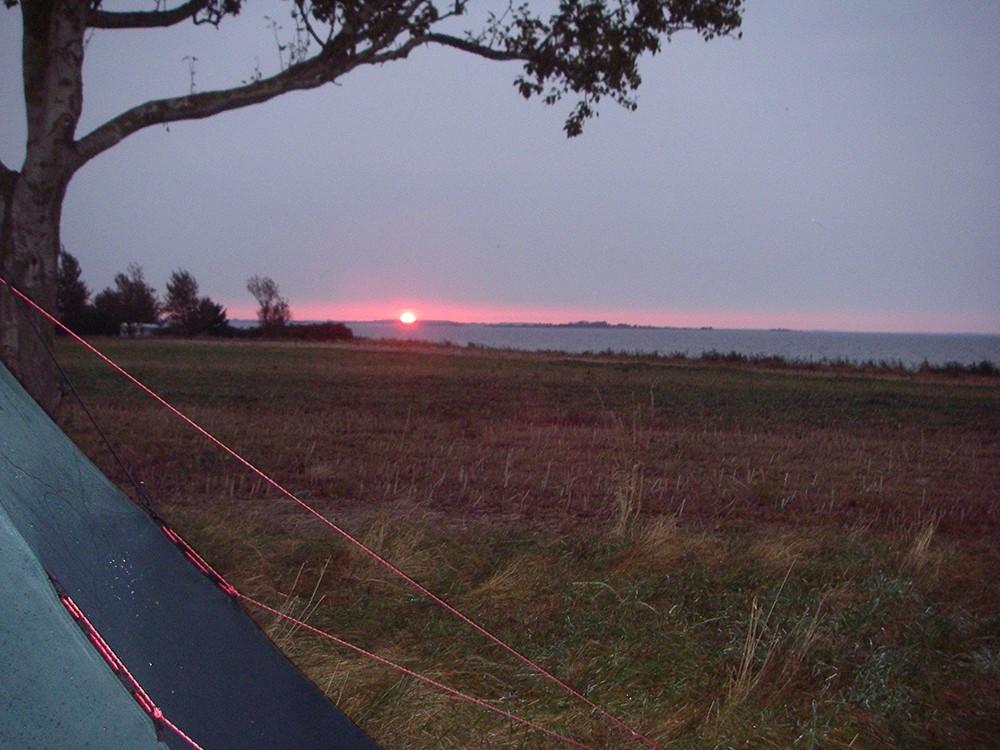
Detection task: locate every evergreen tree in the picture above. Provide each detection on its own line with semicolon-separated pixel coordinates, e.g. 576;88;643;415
195;297;231;336
163;269;232;336
164;269;201;335
55;248;91;333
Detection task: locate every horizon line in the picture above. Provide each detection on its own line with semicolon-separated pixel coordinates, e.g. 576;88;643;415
223;301;1000;336
229;317;1000;338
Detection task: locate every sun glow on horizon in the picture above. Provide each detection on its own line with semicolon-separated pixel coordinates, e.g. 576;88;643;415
242;301;1000;336
400;311;417;325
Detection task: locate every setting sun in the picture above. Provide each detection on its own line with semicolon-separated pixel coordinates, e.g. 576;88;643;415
400;311;417;325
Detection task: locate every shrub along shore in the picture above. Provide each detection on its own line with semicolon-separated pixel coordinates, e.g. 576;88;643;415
54;337;999;749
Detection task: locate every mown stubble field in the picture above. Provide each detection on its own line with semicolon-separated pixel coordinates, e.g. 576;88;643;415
56;338;1000;749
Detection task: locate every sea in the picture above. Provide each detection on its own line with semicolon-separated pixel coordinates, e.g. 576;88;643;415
337;321;1000;369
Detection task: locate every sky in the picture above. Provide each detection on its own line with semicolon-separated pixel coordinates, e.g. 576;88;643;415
2;1;999;333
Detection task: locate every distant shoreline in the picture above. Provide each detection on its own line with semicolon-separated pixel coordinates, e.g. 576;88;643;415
232;319;1000;337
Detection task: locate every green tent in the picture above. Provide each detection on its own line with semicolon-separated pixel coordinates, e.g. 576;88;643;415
0;363;382;750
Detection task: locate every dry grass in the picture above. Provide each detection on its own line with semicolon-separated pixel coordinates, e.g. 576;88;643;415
900;518;941;577
52;337;1000;749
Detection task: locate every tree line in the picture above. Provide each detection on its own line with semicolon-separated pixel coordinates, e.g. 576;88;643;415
55;249;351;342
56;250;232;336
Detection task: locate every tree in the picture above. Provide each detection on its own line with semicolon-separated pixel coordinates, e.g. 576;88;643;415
0;0;742;412
164;269;231;335
93;263;161;335
247;275;291;334
194;297;232;336
164;269;201;334
56;247;91;333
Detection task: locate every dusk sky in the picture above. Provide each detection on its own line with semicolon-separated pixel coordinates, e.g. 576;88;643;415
2;1;998;332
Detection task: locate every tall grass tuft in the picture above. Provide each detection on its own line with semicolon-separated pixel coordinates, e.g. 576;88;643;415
900;517;939;577
607;462;645;538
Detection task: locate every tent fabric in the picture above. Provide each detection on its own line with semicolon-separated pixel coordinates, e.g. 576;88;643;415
0;506;170;749
0;364;382;750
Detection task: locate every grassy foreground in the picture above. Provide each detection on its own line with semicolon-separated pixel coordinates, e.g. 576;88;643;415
54;338;1000;749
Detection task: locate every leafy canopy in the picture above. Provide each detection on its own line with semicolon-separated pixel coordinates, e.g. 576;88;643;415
7;1;741;145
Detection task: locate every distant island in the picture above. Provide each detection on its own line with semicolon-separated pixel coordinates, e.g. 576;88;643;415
493;320;661;330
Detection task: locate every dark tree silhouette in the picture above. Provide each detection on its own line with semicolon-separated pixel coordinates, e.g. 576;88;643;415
194;297;231;336
93;264;161;336
247;275;291;335
56;248;90;333
164;269;231;335
164;269;201;334
0;0;742;411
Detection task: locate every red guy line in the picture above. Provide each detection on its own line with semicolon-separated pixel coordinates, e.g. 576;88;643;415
58;593;206;750
1;278;664;750
154;519;595;749
235;591;595;750
62;518;592;750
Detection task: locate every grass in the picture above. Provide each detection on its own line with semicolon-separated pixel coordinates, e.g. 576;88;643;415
53;337;1000;749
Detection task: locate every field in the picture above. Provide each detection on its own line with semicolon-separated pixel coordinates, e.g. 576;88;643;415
54;337;1000;749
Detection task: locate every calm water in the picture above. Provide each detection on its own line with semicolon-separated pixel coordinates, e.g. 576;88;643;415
344;321;1000;369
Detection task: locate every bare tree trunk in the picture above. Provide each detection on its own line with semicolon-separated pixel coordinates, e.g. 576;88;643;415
0;0;87;414
0;174;66;415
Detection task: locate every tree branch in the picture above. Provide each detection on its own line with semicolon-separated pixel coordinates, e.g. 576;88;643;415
421;33;529;62
362;34;424;65
293;0;326;50
70;52;354;169
88;0;210;29
70;1;742;167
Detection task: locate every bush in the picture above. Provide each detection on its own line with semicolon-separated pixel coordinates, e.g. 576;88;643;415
280;322;354;342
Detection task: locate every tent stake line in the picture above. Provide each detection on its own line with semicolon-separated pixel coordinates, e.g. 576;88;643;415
1;276;665;750
156;518;595;749
52;580;207;750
